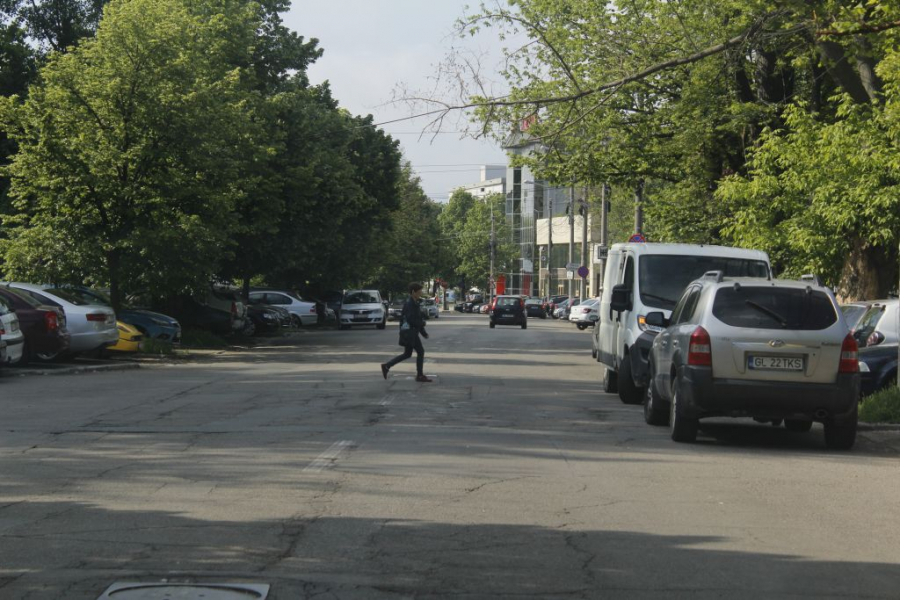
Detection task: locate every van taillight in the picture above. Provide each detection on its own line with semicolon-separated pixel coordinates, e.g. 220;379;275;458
86;313;107;322
839;333;859;374
687;326;712;366
44;311;59;332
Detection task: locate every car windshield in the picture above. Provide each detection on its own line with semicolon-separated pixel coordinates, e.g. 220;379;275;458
841;304;869;330
854;304;888;340
639;255;770;310
712;287;838;330
390;299;405;307
53;287;130;309
344;291;380;304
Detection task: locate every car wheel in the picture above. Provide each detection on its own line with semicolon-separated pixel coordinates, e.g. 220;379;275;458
670;378;699;443
291;315;302;328
785;419;813;432
577;323;587;330
377;320;386;330
35;350;64;362
489;322;496;329
617;355;644;405
600;363;618;393
823;405;857;450
643;376;669;426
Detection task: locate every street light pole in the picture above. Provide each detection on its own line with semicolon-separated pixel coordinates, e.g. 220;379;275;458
581;186;588;298
569;184;575;298
490;198;495;303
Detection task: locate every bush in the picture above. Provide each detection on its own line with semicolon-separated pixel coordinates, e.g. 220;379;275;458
859;386;900;424
180;328;229;349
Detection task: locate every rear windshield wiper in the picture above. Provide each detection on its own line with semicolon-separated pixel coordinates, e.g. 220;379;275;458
745;300;788;328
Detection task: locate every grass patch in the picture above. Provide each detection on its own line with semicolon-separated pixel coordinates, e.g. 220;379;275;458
859;386;900;424
140;338;175;356
180;328;230;349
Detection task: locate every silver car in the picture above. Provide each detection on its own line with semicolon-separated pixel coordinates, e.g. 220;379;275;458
644;273;859;449
0;296;24;365
569;297;600;330
7;283;118;356
339;289;386;329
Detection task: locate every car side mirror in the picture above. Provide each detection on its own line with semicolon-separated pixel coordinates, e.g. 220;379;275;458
610;284;632;312
645;311;668;328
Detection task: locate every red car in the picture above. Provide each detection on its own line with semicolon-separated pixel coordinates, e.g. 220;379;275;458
0;286;70;363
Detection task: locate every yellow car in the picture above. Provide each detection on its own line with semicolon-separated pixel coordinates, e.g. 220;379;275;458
109;321;143;352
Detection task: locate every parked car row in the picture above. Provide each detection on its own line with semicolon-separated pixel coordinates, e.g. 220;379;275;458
591;242;863;450
840;299;898;396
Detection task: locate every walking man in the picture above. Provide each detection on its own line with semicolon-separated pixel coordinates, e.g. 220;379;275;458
381;282;432;382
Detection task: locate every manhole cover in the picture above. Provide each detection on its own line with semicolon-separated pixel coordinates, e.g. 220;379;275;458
97;582;269;600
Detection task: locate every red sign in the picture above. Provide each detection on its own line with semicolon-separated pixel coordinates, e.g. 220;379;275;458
496;274;506;295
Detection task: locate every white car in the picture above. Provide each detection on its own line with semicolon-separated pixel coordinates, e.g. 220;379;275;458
852;299;898;348
569;298;600;330
339;289;386;329
248;290;317;327
7;283;117;356
423;298;440;319
0;296;25;365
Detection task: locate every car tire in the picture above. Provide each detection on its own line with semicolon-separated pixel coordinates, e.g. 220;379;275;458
600;363;618;393
643;377;669;426
291;315;302;328
823;405;857;450
577;323;587;330
377;319;386;330
617;355;644;405
670;378;699;443
785;419;813;433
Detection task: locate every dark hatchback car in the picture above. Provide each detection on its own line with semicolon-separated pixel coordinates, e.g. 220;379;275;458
858;343;897;397
489;295;527;329
524;298;545;319
0;285;70;363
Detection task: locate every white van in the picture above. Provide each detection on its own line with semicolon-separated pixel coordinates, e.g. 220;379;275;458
593;243;771;404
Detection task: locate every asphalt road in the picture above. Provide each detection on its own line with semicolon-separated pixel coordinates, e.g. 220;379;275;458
1;313;898;599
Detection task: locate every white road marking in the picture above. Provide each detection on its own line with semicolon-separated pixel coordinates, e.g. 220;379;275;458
302;440;354;473
379;394;394;407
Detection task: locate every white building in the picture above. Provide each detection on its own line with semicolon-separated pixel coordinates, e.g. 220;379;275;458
457;165;506;198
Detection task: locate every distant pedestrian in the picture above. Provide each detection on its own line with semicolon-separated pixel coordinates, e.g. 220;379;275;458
381;282;432;382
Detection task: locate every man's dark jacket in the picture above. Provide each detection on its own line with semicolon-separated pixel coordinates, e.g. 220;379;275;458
402;297;425;334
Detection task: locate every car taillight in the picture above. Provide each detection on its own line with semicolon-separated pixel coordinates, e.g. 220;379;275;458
687;326;712;366
86;313;108;322
44;311;59;332
866;331;885;346
840;333;859;374
582;308;591;314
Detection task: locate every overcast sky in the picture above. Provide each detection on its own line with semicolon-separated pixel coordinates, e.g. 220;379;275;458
284;1;512;203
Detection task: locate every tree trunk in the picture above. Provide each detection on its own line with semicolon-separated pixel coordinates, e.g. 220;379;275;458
108;249;122;312
837;238;898;301
816;40;872;105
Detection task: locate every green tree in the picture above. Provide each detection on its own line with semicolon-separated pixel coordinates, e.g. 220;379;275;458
0;0;261;307
446;192;517;291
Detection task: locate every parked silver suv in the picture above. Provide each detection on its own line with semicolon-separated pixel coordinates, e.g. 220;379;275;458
644;272;859;449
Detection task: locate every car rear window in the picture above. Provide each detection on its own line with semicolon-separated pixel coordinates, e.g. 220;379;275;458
37;287;91;306
344;291;380;304
497;297;520;307
1;287;41;308
712;286;838;330
639;255;770;310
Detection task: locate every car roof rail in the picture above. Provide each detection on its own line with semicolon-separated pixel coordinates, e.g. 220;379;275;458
702;270;725;283
800;274;822;286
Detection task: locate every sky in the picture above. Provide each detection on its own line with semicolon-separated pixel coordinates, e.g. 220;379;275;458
284;1;513;203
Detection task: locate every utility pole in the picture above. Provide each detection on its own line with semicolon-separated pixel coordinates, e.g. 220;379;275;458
581;187;588;298
600;183;610;297
490;199;495;303
547;192;553;298
569;184;575;298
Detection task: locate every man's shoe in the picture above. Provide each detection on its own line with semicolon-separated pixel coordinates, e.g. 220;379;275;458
381;364;389;380
415;375;433;383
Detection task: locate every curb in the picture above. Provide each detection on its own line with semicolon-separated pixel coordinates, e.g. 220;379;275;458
7;362;141;378
858;423;900;431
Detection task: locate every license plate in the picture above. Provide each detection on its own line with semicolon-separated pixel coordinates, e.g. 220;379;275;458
748;355;803;371
500;313;513;318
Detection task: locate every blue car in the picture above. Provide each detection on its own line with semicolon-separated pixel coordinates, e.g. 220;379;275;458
858;343;898;397
45;286;182;346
